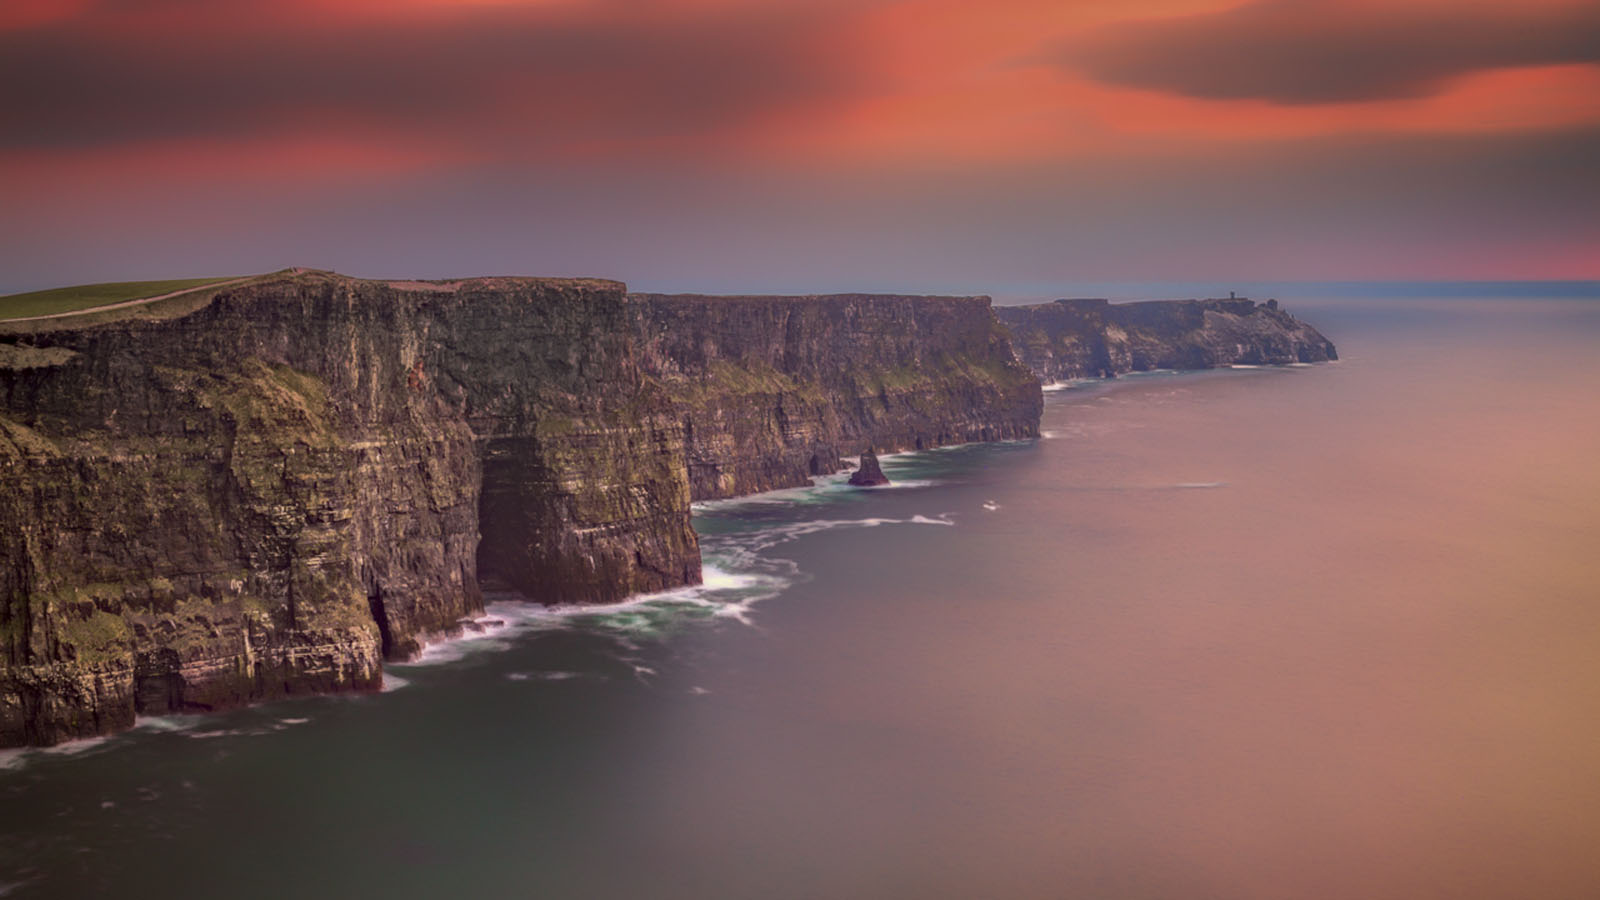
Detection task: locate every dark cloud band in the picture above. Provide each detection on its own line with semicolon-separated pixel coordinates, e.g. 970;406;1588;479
1060;0;1600;104
0;2;869;151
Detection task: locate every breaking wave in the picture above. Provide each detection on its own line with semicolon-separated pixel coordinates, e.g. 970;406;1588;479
1042;379;1098;392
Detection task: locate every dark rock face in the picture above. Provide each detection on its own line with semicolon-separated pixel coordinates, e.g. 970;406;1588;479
0;273;1041;746
994;297;1338;382
632;293;1041;500
848;449;890;487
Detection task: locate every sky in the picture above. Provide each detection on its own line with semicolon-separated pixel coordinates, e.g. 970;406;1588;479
2;0;1597;296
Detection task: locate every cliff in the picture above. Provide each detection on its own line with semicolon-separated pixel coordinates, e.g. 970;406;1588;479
633;293;1040;500
0;272;1039;747
994;297;1337;382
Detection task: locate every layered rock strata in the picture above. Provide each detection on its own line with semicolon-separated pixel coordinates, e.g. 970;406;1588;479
633;293;1040;500
0;272;1040;746
994;297;1337;382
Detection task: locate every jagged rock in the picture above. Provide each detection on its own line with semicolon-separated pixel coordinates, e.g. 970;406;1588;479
0;271;1042;747
848;449;890;487
994;296;1337;383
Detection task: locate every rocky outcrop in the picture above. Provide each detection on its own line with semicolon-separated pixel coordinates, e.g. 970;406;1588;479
994;297;1337;382
633;293;1040;500
848;449;890;487
0;272;1040;746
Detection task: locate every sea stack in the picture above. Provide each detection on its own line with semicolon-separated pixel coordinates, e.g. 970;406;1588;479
849;448;891;487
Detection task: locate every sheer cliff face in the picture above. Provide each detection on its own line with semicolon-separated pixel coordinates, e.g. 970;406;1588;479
995;298;1338;382
0;274;1040;746
634;294;1042;500
0;273;699;746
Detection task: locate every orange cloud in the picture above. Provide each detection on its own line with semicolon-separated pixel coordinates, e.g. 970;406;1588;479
6;0;1598;172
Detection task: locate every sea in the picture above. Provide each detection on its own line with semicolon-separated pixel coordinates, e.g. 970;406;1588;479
3;288;1598;899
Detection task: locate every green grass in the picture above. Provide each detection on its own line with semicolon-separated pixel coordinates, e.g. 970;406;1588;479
0;277;239;320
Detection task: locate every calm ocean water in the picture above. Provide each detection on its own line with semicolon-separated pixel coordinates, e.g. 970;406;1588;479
3;295;1598;899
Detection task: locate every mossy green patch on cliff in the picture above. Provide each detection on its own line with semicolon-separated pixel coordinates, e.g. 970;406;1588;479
668;359;802;400
0;415;61;458
35;594;133;665
534;413;579;438
859;352;1023;398
863;363;927;393
0;343;79;370
186;360;340;450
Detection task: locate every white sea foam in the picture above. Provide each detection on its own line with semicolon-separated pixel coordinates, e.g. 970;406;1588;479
692;476;855;511
134;715;207;733
701;567;764;591
185;729;245;740
182;717;309;740
397;559;788;665
693;450;950;512
406;630;513;666
982;500;1001;511
3;717;218;770
37;735;112;757
867;478;936;490
727;513;955;556
1041;379;1099;392
506;670;582;682
1229;364;1261;369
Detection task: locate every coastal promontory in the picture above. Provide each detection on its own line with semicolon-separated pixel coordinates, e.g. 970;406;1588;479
0;274;1340;748
995;297;1337;382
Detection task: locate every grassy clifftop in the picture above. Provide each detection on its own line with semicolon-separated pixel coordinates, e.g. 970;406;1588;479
0;277;244;320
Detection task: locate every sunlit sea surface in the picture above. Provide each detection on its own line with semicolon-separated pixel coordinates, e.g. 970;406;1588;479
3;294;1598;899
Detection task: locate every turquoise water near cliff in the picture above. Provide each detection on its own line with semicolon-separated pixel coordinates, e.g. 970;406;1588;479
4;294;1600;899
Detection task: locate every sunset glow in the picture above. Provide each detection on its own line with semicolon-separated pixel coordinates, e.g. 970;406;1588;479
3;0;1596;289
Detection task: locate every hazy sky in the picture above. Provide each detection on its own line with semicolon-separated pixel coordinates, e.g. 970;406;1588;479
3;0;1597;294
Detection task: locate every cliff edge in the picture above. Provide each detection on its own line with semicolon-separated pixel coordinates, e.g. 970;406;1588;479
0;271;1039;747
